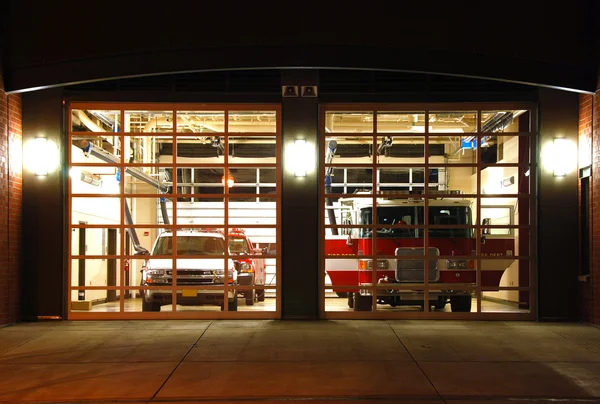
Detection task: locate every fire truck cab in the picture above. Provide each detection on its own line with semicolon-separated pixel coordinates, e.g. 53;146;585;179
325;193;516;312
228;228;267;305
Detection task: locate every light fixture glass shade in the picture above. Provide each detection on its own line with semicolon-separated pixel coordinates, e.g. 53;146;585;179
285;139;314;177
24;137;59;176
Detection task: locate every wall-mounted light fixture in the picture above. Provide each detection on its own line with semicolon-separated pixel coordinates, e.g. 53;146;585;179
24;136;59;176
70;167;102;186
542;137;577;177
285;139;315;177
501;176;515;187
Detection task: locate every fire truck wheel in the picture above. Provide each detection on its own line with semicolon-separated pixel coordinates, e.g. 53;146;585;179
142;300;161;312
450;295;472;312
245;290;255;306
336;292;348;298
256;289;265;302
434;297;447;310
347;292;354;308
353;293;372;311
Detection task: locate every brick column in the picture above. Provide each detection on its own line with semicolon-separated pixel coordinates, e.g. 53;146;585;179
0;71;23;325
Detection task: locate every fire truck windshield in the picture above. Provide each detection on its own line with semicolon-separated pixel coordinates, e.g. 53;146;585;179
229;237;250;254
359;206;473;238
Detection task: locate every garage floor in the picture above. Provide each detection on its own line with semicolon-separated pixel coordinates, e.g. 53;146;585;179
1;320;599;403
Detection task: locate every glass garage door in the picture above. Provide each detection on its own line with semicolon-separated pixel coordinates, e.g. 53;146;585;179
68;103;281;319
321;103;536;319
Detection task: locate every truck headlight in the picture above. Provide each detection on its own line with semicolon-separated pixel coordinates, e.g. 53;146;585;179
145;269;166;283
358;259;389;270
239;262;253;273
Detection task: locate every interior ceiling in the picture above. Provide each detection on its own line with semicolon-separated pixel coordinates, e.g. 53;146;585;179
72;109;523;159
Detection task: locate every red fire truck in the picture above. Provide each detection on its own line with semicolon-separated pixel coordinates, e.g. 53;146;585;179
325;194;515;312
228;228;267;306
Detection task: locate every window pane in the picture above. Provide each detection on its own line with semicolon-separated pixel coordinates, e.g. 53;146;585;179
481;110;529;133
228;111;277;133
325;111;374;133
429;111;477;133
71;109;121;132
125;110;174;133
377;112;425;133
177;111;224;133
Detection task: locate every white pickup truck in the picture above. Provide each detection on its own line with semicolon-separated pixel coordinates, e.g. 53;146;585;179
141;230;238;311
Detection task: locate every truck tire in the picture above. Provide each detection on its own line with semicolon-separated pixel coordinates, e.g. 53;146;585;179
229;297;238;311
434;297;447;310
142;300;161;312
347;292;354;308
450;295;472;312
245;290;255;306
353;293;372;311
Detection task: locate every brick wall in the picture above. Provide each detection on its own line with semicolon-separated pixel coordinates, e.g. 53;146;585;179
593;89;600;324
0;71;23;325
579;89;600;325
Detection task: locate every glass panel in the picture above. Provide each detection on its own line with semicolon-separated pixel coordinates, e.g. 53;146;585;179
72;197;121;225
481;110;529;133
176;111;224;133
236;285;276;312
70;227;121;257
325;111;374;133
377;135;425;164
228;199;277;226
428;135;475;164
377;167;431;192
71;109;121;132
71;135;122;164
377;112;425;133
172;200;225;226
326;167;373;194
125;197;173;227
70;165;120;195
374;287;430;312
125;110;174;133
477;197;520;226
429;111;477;133
228;111;277;133
227;168;276;197
176;135;225;164
492;135;531;167
229;136;277;164
123;166;168;195
70;258;120;288
162;167;225;197
477;134;530;165
324;287;355;312
481;259;530;313
121;134;171;164
324;135;373;164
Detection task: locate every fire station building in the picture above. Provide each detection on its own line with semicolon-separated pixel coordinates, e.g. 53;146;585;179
1;2;599;324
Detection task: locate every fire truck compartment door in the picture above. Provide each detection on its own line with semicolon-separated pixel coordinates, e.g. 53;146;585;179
395;247;440;283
